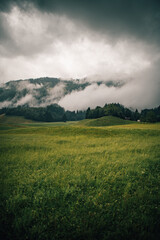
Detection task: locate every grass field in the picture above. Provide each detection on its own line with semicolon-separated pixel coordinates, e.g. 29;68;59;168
0;115;77;130
77;116;133;127
0;116;160;240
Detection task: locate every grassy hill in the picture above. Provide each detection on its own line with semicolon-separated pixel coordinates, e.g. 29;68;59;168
1;114;159;130
0;114;133;127
0;114;77;129
0;114;36;124
78;115;134;127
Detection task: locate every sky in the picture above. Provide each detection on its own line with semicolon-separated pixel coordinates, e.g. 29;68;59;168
0;0;160;110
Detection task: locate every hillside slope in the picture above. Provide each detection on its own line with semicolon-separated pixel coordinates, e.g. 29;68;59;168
0;114;36;124
78;116;134;127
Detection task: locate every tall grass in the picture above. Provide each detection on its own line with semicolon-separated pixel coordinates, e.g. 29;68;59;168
0;123;160;240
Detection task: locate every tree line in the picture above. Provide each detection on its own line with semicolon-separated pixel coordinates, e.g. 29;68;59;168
0;104;86;122
0;103;160;123
86;103;160;123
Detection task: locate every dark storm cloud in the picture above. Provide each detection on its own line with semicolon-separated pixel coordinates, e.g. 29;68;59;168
0;0;160;45
0;12;21;57
0;0;159;109
0;0;160;60
0;4;78;58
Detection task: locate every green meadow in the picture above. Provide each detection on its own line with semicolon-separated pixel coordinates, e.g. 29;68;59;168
0;116;160;240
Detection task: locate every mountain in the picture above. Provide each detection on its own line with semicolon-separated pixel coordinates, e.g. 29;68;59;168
0;77;124;109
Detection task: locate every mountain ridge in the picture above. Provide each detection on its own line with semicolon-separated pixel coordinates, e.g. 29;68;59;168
0;77;124;109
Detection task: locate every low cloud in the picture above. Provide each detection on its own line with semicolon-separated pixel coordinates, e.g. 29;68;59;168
0;100;12;108
59;63;160;111
0;81;66;108
15;94;33;106
39;83;65;107
19;82;43;91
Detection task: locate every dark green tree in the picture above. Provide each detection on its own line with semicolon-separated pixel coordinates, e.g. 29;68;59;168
146;111;157;123
86;107;91;119
62;113;67;122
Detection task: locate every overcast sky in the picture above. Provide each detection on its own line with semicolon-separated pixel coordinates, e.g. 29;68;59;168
0;0;160;109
